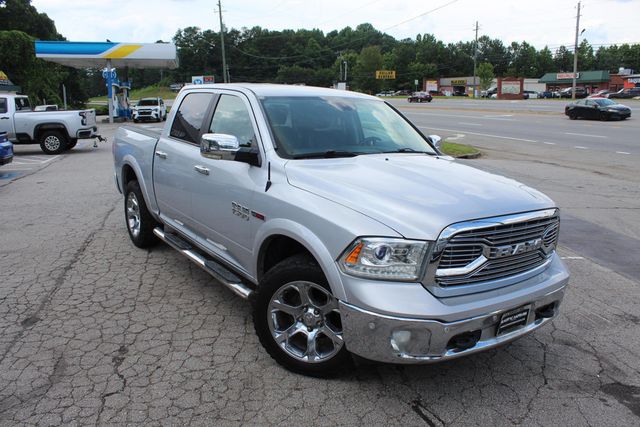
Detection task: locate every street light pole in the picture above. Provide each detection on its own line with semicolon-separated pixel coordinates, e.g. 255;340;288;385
217;0;228;83
473;21;478;98
571;1;581;100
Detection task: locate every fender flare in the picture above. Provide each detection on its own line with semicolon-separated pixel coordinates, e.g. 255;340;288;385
253;218;347;301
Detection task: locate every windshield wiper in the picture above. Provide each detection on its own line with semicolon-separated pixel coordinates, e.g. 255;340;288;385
292;150;362;159
381;148;436;155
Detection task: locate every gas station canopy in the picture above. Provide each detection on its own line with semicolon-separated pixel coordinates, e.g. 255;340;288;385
35;41;178;69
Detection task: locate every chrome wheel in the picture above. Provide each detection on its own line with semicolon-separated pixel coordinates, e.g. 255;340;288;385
126;192;141;238
267;281;343;363
43;135;61;151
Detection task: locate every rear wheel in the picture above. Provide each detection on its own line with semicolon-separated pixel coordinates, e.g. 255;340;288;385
39;130;68;155
124;180;158;248
252;255;351;377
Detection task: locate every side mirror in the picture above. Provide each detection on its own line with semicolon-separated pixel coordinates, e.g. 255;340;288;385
201;133;239;160
429;134;442;151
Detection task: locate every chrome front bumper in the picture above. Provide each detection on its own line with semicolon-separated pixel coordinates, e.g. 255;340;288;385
340;285;566;364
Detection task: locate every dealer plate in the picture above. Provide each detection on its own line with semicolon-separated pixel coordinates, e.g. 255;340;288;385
497;305;531;336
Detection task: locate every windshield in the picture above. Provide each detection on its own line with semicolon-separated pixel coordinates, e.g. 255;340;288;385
594;99;616;106
138;99;158;106
260;96;436;159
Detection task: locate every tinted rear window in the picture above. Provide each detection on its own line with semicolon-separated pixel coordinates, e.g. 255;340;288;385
169;93;213;143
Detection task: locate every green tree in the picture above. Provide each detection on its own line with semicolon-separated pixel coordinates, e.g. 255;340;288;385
353;46;383;93
477;62;495;91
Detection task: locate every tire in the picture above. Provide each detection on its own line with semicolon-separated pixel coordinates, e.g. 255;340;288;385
252;254;351;377
133;119;139;123
124;180;159;248
39;130;68;155
599;112;608;121
569;111;577;120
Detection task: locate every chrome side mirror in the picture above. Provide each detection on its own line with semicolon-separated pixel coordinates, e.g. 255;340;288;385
429;134;442;151
201;133;240;160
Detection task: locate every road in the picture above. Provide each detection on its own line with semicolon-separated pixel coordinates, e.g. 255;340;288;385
0;110;639;425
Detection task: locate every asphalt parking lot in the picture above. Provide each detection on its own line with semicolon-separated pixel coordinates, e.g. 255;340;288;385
0;104;639;425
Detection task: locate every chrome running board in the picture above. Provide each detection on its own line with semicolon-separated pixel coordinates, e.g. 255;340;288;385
153;227;253;299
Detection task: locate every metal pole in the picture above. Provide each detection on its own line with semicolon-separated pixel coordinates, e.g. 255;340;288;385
473;21;478;98
62;84;67;110
106;59;114;124
218;0;228;83
572;1;581;100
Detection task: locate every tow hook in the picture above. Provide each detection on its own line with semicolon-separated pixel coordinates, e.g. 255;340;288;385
93;135;107;148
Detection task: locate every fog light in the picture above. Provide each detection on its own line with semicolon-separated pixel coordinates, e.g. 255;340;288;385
390;328;431;356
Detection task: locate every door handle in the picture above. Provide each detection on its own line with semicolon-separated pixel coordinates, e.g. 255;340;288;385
194;165;210;175
0;117;9;120
155;150;167;159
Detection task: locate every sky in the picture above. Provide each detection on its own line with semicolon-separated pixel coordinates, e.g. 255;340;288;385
31;0;639;50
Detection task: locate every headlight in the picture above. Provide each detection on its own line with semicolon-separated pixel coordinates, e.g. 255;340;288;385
339;238;429;281
607;108;618;112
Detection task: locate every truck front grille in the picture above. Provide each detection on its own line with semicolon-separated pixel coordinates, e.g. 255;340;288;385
435;213;559;287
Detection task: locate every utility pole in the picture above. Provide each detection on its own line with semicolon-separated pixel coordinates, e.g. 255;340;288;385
571;1;581;100
473;21;479;98
217;0;228;83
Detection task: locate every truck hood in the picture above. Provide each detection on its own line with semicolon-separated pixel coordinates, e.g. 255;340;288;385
285;154;555;240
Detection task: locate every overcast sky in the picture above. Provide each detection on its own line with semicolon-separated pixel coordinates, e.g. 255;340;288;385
32;0;639;50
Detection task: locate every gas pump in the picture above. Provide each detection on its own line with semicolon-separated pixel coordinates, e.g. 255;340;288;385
102;67;132;120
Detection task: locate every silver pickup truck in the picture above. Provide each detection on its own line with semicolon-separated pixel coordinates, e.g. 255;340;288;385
113;84;569;377
0;92;100;154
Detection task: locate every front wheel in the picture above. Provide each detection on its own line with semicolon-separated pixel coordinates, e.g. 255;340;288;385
124;180;158;248
568;111;577;120
252;255;351;377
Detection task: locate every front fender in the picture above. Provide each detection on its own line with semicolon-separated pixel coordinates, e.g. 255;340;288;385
253;219;347;301
120;154;159;218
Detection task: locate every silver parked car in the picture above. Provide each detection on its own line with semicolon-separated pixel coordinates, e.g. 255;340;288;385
113;84;569;376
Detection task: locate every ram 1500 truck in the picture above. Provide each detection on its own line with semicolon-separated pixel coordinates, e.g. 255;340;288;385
0;92;100;154
113;84;569;377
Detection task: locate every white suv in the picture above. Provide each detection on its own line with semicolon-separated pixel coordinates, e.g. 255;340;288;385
132;97;166;123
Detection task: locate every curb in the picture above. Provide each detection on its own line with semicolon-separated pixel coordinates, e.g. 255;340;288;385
454;151;481;159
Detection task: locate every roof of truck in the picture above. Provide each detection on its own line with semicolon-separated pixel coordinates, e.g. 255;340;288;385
182;83;378;99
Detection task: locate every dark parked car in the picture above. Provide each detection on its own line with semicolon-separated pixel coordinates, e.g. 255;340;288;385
560;87;588;98
608;87;640;99
407;92;433;103
565;98;631;121
0;132;13;166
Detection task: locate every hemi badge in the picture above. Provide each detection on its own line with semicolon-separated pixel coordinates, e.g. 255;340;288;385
251;211;265;221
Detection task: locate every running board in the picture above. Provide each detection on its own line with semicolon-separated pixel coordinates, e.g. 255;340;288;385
153;228;253;299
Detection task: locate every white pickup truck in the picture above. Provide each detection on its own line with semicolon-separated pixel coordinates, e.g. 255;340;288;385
0;92;101;154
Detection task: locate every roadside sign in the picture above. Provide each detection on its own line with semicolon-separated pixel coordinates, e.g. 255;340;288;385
203;75;215;83
557;73;579;80
426;80;438;91
375;70;396;79
192;75;204;84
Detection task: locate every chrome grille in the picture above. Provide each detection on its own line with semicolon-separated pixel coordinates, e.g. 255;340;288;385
435;214;559;287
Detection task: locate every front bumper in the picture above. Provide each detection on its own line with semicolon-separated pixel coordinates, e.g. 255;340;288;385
339;254;569;363
133;111;159;120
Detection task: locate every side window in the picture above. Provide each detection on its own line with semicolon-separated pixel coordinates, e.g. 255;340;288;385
208;95;256;147
170;93;214;143
0;98;7;114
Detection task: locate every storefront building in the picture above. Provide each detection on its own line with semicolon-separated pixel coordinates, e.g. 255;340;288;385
623;74;640;89
437;76;478;96
538;71;610;94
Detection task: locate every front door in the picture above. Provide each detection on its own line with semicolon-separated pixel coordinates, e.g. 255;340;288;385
0;97;14;139
153;92;215;229
190;92;264;267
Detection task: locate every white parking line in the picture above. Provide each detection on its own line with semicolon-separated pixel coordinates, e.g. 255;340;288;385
458;122;483;126
542;142;556;145
574;146;588;149
420;126;537;143
616;151;631;155
561;256;585;260
564;132;607;139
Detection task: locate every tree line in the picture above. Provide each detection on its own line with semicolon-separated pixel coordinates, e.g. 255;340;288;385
1;0;639;103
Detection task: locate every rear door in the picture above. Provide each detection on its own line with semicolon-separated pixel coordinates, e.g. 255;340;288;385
153;92;215;228
0;97;15;139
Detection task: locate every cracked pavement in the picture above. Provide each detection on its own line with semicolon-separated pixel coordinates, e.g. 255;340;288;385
0;123;639;425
